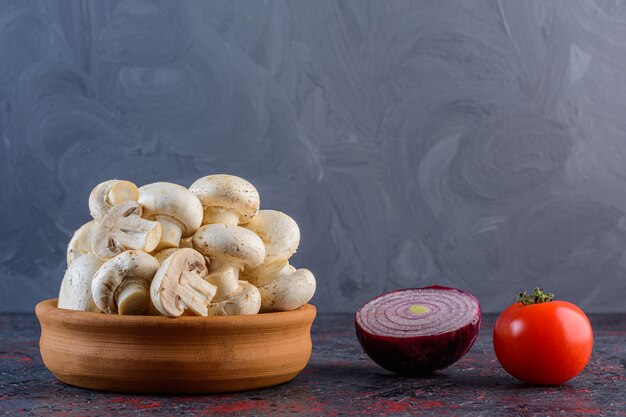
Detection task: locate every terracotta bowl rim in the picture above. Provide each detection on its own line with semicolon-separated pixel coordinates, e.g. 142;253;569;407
36;298;316;328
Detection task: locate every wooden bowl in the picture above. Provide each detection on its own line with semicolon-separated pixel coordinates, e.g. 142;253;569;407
35;299;316;394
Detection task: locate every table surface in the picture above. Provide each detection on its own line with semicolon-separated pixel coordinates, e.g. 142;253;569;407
1;312;624;417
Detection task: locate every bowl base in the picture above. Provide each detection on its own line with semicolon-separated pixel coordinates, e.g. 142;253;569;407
52;370;302;394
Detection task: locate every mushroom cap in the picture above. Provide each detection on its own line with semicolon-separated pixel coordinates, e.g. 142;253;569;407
243;210;300;263
193;224;266;269
189;175;260;224
58;253;104;312
89;180;138;220
67;221;95;266
150;248;214;317
91;250;159;314
138;182;203;237
258;268;316;312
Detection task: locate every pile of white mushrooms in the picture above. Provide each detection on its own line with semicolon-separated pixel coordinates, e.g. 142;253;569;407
58;175;316;317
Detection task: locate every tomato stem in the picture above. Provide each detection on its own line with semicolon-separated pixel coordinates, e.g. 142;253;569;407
516;287;554;305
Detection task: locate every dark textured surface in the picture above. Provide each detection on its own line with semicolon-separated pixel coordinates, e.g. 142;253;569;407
4;1;626;313
1;313;625;416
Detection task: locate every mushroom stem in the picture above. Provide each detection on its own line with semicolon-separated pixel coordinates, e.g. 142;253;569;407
115;277;151;315
108;181;139;206
177;272;218;316
207;281;261;316
202;207;240;226
114;217;162;252
208;267;241;298
154;215;184;249
208;258;224;272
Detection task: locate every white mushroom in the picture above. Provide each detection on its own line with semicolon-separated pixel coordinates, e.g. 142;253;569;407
58;253;104;312
242;210;314;312
138;182;203;250
91;250;160;315
67;221;95;266
150;248;217;317
193;224;265;315
247;260;316;312
243;210;300;264
89;180;139;220
189;174;260;226
193;223;265;282
90;201;162;259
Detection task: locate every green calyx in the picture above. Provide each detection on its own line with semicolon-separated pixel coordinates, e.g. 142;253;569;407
516;287;554;306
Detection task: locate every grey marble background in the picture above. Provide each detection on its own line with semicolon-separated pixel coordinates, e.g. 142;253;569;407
1;0;626;313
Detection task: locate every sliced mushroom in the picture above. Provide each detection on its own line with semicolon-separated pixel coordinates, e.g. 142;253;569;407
138;182;203;250
247;260;316;312
89;180;139;220
189;174;260;226
150;248;217;317
91;250;160;315
58;253;104;312
90;201;162;259
67;221;95;266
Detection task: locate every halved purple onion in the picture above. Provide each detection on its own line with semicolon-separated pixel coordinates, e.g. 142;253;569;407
355;285;481;375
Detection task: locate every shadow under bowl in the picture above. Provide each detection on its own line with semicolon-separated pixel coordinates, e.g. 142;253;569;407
35;299;316;394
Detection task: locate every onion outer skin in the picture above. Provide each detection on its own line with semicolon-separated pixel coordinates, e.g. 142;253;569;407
355;285;481;375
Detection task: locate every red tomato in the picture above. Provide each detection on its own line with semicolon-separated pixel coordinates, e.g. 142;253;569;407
493;300;593;385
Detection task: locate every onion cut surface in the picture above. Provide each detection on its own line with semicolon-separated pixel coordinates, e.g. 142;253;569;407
355;285;481;375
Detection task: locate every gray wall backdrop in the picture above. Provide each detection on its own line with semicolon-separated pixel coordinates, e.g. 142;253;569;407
1;0;626;313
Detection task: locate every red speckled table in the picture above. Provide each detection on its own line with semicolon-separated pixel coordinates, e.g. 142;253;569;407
1;313;625;416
